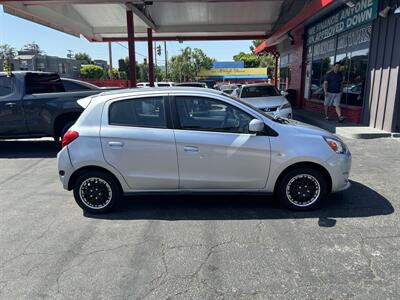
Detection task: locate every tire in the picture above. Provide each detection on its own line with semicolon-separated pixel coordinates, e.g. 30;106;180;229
60;121;76;140
73;171;121;214
275;167;327;211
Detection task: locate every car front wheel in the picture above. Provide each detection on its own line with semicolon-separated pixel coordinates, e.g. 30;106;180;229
276;167;327;210
73;171;121;213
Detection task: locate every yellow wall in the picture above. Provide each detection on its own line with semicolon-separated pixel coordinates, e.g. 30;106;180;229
198;68;268;76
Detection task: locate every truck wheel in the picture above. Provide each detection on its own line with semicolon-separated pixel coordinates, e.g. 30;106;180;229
276;167;327;211
73;171;121;214
60;121;76;139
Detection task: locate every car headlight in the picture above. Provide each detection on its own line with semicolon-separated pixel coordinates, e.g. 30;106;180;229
324;137;347;154
280;102;291;110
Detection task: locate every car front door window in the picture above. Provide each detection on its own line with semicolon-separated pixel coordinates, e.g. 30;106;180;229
175;96;253;134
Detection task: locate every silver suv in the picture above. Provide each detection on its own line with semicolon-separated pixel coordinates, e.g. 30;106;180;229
57;88;351;213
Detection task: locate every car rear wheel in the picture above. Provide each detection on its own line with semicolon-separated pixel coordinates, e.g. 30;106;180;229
276;167;327;210
73;171;121;213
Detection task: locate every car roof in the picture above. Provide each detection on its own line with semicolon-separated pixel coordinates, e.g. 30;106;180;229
97;87;223;99
240;83;274;88
0;71;56;75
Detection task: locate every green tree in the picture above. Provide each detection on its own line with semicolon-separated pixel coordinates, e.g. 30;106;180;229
233;52;260;68
191;48;214;77
22;42;44;55
118;57;141;80
168;47;214;82
249;40;264;52
233;40;275;71
75;52;92;63
80;64;104;79
0;44;16;59
137;63;148;82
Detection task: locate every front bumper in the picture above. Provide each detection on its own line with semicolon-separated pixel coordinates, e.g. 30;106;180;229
326;150;352;192
57;146;74;190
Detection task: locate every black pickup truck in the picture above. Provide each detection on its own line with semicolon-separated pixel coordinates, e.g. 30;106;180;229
0;71;111;140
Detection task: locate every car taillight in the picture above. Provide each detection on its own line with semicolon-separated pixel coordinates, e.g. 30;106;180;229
62;130;79;148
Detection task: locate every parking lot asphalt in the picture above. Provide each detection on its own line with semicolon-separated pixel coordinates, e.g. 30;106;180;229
1;137;399;300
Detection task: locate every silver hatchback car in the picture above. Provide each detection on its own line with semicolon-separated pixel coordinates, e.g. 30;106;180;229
57;88;351;213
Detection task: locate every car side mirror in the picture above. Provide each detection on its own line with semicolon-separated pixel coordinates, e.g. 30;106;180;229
249;119;264;133
281;91;289;97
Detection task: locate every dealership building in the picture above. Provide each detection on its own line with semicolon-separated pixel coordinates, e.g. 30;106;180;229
256;0;400;133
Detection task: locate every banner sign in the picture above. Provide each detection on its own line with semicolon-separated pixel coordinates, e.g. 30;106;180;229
307;0;378;45
199;68;267;77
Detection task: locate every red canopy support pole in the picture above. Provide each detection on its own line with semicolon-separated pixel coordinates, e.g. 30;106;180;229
126;9;137;88
274;55;278;88
147;28;155;87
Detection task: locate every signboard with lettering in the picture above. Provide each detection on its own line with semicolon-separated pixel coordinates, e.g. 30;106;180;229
198;68;267;77
307;0;378;45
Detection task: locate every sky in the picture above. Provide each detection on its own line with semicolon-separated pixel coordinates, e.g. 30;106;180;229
0;6;253;68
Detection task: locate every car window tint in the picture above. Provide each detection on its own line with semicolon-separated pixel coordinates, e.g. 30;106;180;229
157;83;170;87
241;85;279;98
63;80;92;91
175;96;253;134
0;76;13;97
109;97;166;128
25;73;65;94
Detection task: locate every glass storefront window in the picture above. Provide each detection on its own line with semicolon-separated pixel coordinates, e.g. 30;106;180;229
279;53;291;92
279;67;290;91
344;48;368;106
310;60;323;99
305;24;371;107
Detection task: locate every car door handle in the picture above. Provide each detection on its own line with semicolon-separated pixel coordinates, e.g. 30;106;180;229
183;146;199;152
108;141;124;148
5;102;17;108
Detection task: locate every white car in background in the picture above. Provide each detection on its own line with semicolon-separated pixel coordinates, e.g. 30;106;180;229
236;83;292;119
219;84;239;95
137;82;175;88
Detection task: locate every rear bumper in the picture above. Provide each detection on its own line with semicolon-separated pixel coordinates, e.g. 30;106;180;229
57;147;74;190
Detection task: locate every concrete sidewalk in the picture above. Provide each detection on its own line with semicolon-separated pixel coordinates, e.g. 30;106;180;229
293;108;394;139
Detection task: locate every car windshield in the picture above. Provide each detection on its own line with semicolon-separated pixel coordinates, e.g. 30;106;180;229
240;85;280;98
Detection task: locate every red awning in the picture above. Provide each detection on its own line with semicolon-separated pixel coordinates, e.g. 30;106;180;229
254;0;334;54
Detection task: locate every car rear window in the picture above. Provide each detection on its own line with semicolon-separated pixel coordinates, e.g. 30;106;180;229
241;85;280;98
109;97;166;128
25;73;65;94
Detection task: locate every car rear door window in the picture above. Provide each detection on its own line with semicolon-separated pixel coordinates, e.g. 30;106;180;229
25;73;65;94
109;97;166;128
0;76;13;97
175;96;253;134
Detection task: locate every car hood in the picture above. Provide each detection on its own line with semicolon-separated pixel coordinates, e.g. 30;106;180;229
241;96;287;108
282;119;334;137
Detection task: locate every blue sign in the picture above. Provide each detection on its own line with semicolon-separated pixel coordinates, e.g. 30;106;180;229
212;61;244;69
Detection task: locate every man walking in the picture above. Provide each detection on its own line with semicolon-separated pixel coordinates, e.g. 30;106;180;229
323;63;345;122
